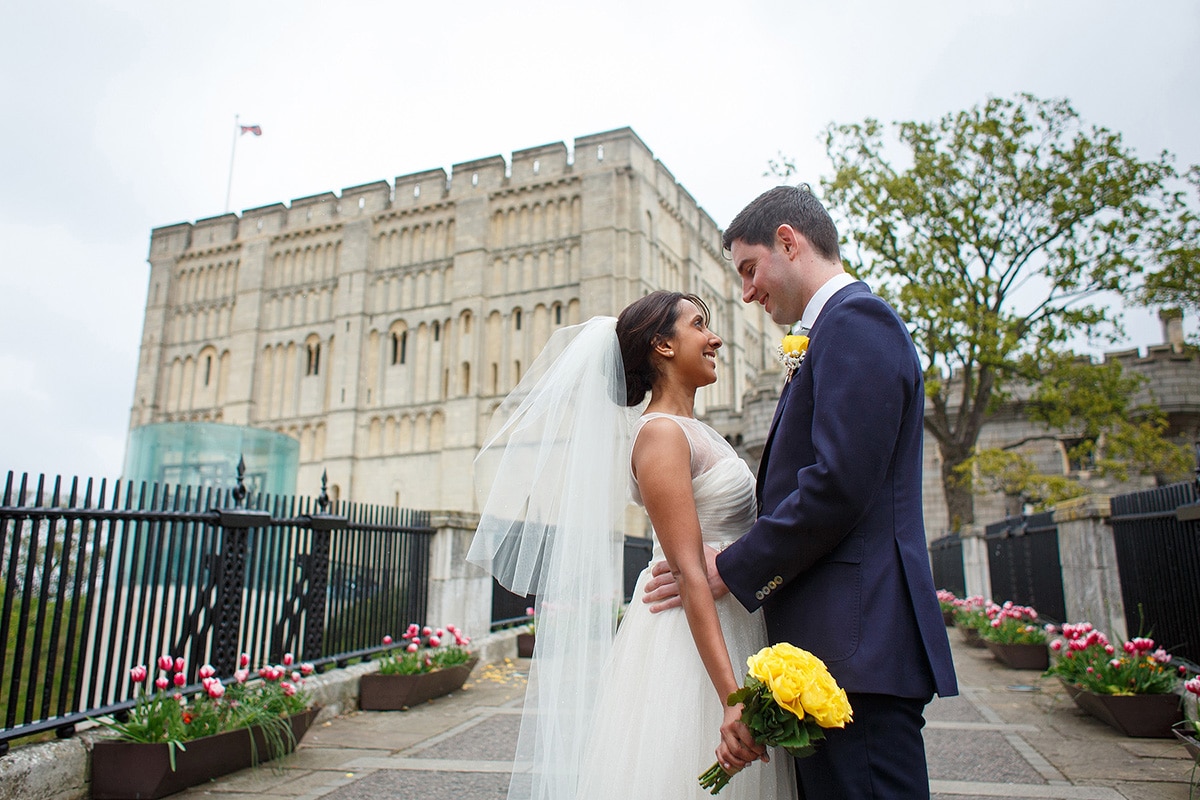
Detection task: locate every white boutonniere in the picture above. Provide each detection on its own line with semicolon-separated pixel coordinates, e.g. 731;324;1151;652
777;334;810;380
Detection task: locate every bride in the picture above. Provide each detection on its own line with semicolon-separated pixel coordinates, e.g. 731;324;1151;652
469;290;796;799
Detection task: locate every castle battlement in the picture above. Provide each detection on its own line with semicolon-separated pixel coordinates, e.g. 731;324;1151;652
149;127;719;258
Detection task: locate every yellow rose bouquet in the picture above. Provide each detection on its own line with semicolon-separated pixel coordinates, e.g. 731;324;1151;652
699;643;853;795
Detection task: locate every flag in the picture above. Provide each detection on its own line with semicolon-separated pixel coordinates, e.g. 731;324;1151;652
240;124;262;136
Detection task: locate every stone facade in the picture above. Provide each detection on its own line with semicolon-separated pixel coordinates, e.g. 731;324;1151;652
129;128;780;517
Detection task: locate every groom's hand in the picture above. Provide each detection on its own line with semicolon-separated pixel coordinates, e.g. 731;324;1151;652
642;545;728;612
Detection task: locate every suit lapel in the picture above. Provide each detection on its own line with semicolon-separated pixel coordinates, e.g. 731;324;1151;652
756;378;793;501
754;281;870;503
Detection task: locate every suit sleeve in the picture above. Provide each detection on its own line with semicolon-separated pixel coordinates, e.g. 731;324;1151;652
717;294;919;610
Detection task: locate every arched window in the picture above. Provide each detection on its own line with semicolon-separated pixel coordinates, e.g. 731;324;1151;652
513;309;522;331
306;340;321;376
433;320;441;342
393;330;408;365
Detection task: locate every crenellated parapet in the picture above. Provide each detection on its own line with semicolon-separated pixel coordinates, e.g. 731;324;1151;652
148;128;721;254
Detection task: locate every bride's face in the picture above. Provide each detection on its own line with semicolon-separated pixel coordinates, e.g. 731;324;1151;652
664;299;722;388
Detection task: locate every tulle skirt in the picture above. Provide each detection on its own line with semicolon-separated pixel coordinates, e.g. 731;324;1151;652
573;565;797;799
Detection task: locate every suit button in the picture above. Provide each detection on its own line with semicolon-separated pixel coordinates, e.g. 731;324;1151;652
755;590;765;600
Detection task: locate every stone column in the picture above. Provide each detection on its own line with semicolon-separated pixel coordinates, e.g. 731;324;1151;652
960;525;992;600
1054;495;1126;640
424;510;492;640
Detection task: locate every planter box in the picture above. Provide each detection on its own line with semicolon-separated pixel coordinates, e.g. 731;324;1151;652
1174;727;1200;763
941;609;955;627
359;657;478;710
1058;678;1083;704
984;641;1049;671
517;633;535;658
91;707;319;799
956;623;986;648
1073;690;1182;738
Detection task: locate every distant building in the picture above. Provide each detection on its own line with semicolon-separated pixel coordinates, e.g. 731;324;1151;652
921;311;1200;534
128;128;780;523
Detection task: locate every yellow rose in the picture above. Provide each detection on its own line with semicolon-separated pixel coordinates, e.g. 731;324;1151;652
747;643;853;728
781;334;809;357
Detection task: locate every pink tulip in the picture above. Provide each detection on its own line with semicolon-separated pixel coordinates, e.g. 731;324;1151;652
158;655;174;672
199;664;216;679
173;672;187;687
174;657;186;673
292;671;302;682
1185;677;1200;696
281;681;297;697
300;663;315;676
235;669;250;683
422;626;432;636
406;642;419;653
156;676;170;690
1049;641;1062;652
383;635;394;645
526;606;535;616
428;636;442;647
283;653;294;666
130;665;148;683
435;628;444;637
206;681;226;699
406;624;420;636
239;652;250;667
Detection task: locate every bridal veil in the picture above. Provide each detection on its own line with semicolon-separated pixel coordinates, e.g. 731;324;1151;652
467;316;635;800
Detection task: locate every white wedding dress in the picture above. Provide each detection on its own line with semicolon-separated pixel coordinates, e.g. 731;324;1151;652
573;413;797;799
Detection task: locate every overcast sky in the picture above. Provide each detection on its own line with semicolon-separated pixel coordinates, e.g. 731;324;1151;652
2;0;1197;482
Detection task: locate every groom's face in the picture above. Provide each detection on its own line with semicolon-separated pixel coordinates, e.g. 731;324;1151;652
731;237;803;326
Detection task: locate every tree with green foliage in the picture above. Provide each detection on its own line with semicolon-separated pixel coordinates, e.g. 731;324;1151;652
773;93;1197;529
961;354;1191;513
1137;166;1200;317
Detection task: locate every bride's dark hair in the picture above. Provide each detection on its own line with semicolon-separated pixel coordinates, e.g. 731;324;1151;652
616;290;710;407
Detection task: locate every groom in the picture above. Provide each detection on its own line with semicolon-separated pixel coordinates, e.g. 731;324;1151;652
645;185;957;797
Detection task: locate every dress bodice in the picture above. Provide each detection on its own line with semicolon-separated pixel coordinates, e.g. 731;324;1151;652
630;413;757;555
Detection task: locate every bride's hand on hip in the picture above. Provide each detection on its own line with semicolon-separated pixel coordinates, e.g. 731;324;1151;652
642;545;727;612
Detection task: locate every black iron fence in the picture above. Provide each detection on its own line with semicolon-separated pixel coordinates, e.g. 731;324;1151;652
928;534;965;598
0;469;433;753
982;511;1067;623
1109;480;1200;664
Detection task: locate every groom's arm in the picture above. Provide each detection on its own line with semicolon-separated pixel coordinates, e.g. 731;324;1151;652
717;295;917;610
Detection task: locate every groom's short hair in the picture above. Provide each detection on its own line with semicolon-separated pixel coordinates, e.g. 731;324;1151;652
722;184;841;262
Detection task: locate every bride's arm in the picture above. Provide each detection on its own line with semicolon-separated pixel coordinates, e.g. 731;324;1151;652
633;418;737;706
634;420;766;770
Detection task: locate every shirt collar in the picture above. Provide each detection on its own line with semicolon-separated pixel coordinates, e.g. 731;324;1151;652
795;272;858;333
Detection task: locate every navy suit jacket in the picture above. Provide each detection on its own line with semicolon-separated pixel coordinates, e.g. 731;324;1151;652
717;282;957;699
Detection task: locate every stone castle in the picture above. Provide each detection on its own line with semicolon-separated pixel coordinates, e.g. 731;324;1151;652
129;128;780;523
128;127;1199;538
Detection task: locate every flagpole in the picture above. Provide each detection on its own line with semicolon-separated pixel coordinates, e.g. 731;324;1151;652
225;114;239;214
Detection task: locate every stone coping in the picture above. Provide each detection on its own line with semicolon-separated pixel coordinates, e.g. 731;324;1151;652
0;628;522;800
